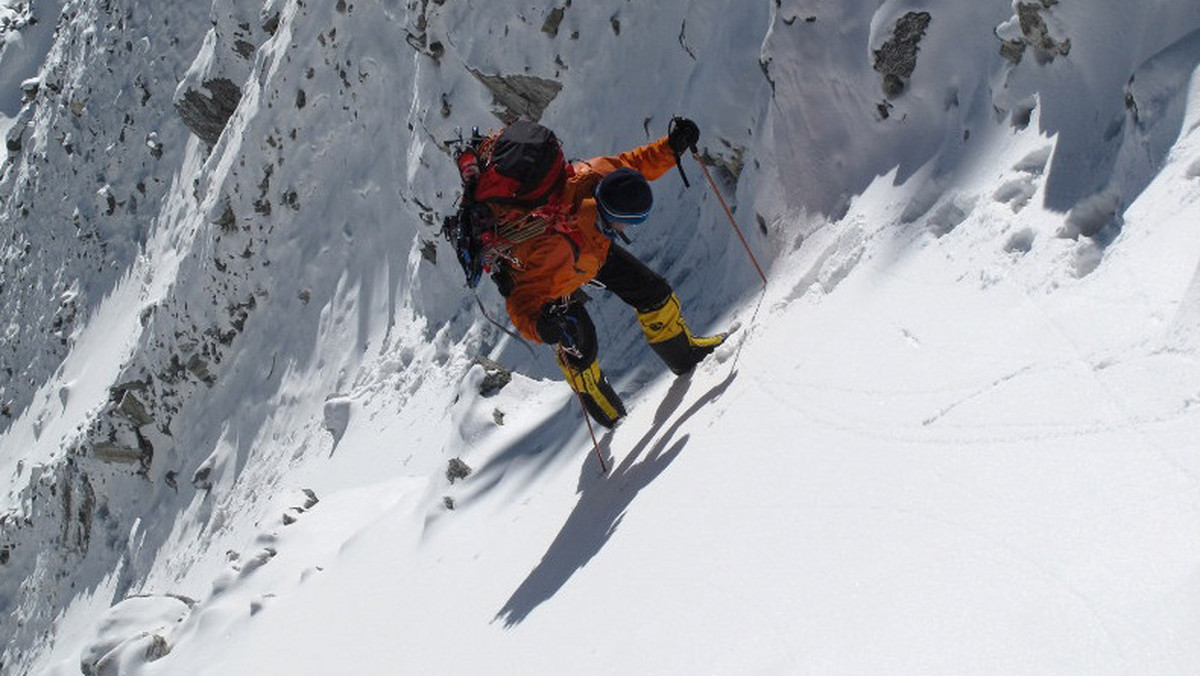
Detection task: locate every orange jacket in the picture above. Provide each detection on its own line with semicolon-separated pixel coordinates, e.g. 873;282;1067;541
501;136;681;341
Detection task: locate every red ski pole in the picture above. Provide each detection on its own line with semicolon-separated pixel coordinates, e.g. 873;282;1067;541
576;391;609;474
692;151;768;287
558;346;609;474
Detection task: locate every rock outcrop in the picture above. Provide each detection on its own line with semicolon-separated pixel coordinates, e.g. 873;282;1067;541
175;78;243;147
469;69;562;122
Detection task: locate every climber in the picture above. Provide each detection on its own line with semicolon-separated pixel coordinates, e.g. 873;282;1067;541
449;117;726;428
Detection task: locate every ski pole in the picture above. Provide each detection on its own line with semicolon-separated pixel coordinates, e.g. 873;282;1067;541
576;390;608;474
692;151;768;288
557;345;608;474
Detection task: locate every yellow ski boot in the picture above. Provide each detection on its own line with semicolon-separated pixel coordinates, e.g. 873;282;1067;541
556;350;627;428
637;293;727;375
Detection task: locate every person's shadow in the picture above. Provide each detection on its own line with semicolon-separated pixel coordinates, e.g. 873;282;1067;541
494;369;737;627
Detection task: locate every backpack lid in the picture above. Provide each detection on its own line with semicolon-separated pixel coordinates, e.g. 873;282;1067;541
474;120;567;207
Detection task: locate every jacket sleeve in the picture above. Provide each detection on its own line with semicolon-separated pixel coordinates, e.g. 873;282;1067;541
579;137;680;181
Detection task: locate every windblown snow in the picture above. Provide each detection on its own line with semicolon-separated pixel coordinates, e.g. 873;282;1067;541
1;0;1198;674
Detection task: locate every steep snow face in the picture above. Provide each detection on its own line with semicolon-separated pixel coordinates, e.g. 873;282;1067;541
0;0;774;671
0;0;209;428
0;0;1198;674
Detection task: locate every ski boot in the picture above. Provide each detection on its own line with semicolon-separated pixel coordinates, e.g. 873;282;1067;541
556;349;626;428
637;293;726;375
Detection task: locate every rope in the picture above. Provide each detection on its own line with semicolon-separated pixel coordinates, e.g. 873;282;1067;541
473;291;538;360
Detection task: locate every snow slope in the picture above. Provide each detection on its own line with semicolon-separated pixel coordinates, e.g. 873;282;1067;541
1;0;1198;674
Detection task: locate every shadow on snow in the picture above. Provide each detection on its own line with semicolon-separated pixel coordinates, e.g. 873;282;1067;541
494;369;738;627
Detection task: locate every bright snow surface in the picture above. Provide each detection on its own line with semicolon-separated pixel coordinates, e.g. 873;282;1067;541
2;0;1199;674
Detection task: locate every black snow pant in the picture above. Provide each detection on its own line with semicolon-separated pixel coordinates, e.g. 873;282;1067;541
554;243;672;370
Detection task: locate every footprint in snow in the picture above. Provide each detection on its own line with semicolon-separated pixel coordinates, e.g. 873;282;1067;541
712;321;744;365
994;176;1038;213
239;547;278;576
926;197;974;237
1186;158;1200;180
1004;228;1035;255
1012;146;1053;176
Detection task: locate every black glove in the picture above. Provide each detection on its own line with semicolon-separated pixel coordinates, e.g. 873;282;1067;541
668;117;700;155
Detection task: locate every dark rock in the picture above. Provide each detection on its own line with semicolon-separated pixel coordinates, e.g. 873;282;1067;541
476;358;512;397
214;203;236;232
93;442;144;465
420;240;437;264
186;354;214;384
996;2;1070;65
882;73;905;98
542;7;565;36
233;39;256;59
301;488;319;509
1016;2;1070;63
109;379;149;404
191;464;213;490
469;69;562;123
446;458;472;484
999;38;1025;63
145;634;170;662
175;78;243;146
117;391;154;426
262;13;281;35
873;12;931;99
